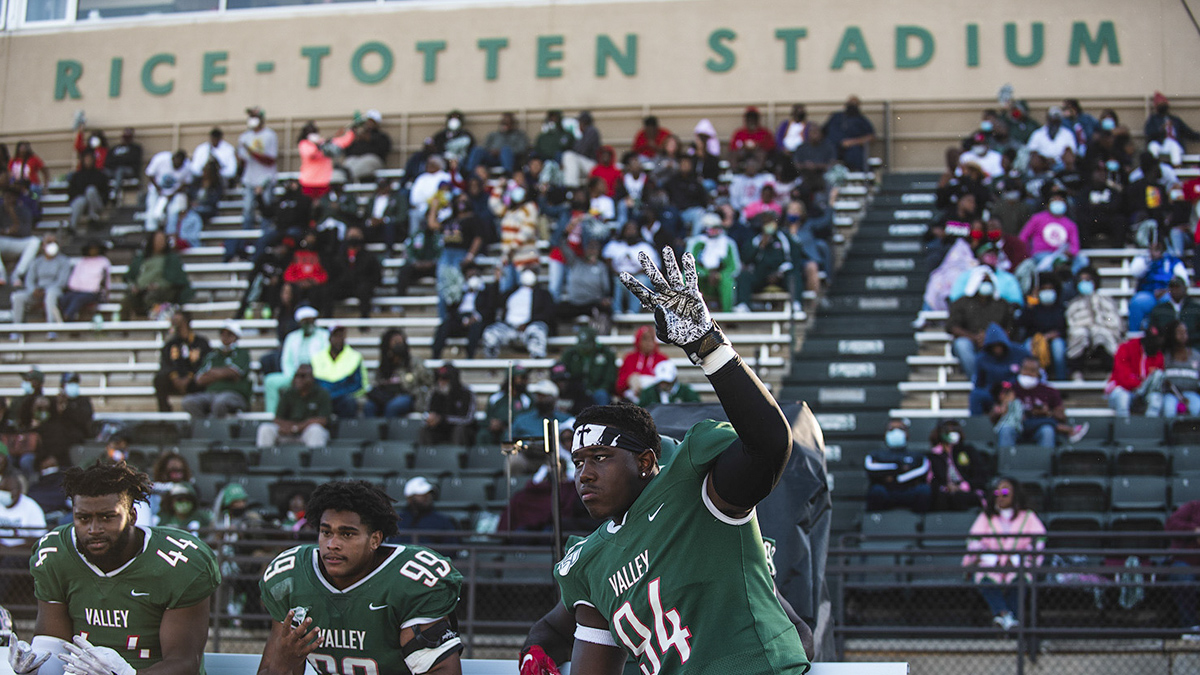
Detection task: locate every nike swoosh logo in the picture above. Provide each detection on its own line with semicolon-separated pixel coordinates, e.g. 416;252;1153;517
131;591;150;597
369;603;387;611
648;504;664;521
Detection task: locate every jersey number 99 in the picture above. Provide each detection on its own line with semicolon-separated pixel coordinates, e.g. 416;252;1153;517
399;550;451;588
309;654;379;675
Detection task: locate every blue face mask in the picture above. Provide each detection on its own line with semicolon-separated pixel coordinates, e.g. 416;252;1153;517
1049;200;1067;216
980;121;994;133
1101;118;1116;131
1077;280;1095;296
1038;289;1057;305
885;428;907;449
1105;160;1120;173
64;383;80;398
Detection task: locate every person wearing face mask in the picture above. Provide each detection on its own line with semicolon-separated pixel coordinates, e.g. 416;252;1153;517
40;372;94;455
1018;278;1069;380
297;119;355;199
1148;276;1200;347
733;212;793;313
1025;106;1077;165
328;226;382;320
66;150;110;232
482;267;555;359
9;234;71;334
183;321;251;418
928;420;989;512
948;241;1024;307
433;110;475;164
687;212;741;313
1065;267;1121;373
237;106;278;230
864;419;932;512
264;307;329;414
991;356;1088;449
603;221;660;313
1018;191;1080;267
26;451;68;519
72;127;108;171
1145;92;1200;168
958;133;1004;178
158;483;211;536
556;239;613;329
6;368;43;433
0;472;46;598
559;325;618;408
258;364;332;449
510;379;575;441
947;266;1019;381
310;325;368;419
822;95;876;172
432;263;494;360
967;323;1030;417
367;328;433;418
419;365;476;447
776;103;810;155
962;477;1045;632
341;109;392;182
1106;327;1166;416
1129;239;1189;332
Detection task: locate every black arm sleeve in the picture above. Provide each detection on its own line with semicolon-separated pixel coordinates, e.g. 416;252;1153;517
707;353;793;509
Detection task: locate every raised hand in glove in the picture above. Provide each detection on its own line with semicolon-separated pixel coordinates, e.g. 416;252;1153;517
518;645;561;675
8;639;52;675
619;247;734;370
59;636;136;675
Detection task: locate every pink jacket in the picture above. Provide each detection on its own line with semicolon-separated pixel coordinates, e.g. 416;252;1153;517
962;510;1046;584
1019;211;1080;257
298;130;354;189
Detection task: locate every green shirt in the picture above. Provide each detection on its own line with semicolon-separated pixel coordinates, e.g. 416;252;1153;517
31;524;221;671
555;420;809;675
260;543;463;675
277;386;333;422
637;383;701;408
195;346;252;401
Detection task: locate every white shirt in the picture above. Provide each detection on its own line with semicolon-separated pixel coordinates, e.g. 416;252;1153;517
602;239;660;276
410;170;451;214
237;127;279;188
190;139;239;180
781;121;808;152
145;151;193;197
729;172;773;213
590;195;616;222
958;149;1005;178
371;195;390;220
1025;125;1078;162
622;173;647;201
0;494;46;548
505;286;534;327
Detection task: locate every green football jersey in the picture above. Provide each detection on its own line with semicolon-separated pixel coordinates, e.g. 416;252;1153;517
260;543;463;675
556;419;809;675
30;524;221;671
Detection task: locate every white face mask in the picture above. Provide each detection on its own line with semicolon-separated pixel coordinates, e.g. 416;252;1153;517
307;133;322;144
1049;200;1067;216
978;282;995;297
520;270;537;287
64;382;80;398
89;136;101;149
972;145;987;156
0;491;14;508
447;117;462;131
885;428;907;449
509;187;526;204
247;117;261;130
1017;374;1040;389
20;382;33;395
945;431;962;445
1038;289;1057;305
43;242;59;257
467;276;484;291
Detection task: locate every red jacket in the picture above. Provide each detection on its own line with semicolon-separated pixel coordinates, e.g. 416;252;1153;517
1106;337;1164;394
1166;499;1200;565
283;249;329;285
616;325;668;398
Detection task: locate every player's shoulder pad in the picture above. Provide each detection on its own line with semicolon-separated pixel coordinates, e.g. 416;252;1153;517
30;524;71;572
671;419;738;470
261;544;310;588
554;534;594;579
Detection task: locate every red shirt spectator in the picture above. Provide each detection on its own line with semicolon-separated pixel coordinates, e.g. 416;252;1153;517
731;107;776;154
1106;332;1165;395
74;130;108;170
616;325;669;401
632;116;672;158
9;142;48;186
589;146;621;197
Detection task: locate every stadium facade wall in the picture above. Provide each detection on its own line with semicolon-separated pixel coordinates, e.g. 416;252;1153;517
0;0;1197;170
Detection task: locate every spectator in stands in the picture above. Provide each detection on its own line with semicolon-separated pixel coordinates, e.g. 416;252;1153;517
432;262;493;360
1065;267;1121;375
394;476;458;543
792;124;837;186
297;120;355;199
823;96;875;172
264;306;328;413
743;183;784;224
783;200;829;306
182;321;250;418
1129;239;1188;331
157;483;211;536
958;133;1004;178
408;156;451;238
469;112;530;174
105;128;143;203
1019;277;1069;381
969;323;1030;416
365;328;430;418
733;212;792;313
948;272;1017;379
1148;277;1200;344
1107;327;1166;416
189;127;237;184
511;380;573;440
120;231;192;321
1144;320;1200;417
6;368;42;433
14;394;53;471
776;103;810;157
7;142;48;197
67;151;109;232
329;226;382;319
533;110;573;163
688;213;739;312
482;268;554;359
363;177;406;251
396;213;441;298
603;220;658;313
928;419;988;511
0;185;40;286
433;110;474;164
342;110;391;181
477;366;531;447
152;309;208;410
498;450;587;534
9;235;70;334
632;116;672;159
0;474;46;577
1018;188;1080;268
1025;107;1077;165
26;451;67;520
1166;497;1200;636
257;364;331;449
963;477;1045;632
39;372;94;460
561;110;601;188
616;325;668;402
237;106;278;231
281;231;332;317
311;325;368;419
559;325;617;408
144;149;192;234
729;158;772;218
312;177;360;244
556;240;613;329
637;360;699;407
991;357;1088;448
497;187;538;279
420;364;475;446
731;106;775;158
1145;92;1199;167
864;418;932;512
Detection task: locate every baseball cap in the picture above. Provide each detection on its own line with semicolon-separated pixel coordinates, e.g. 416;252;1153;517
527;380;559;398
221;321;243;338
650;360;678;386
221;483;249;507
294;306;319;322
365;109;383;123
24;369;44;383
404;476;434;498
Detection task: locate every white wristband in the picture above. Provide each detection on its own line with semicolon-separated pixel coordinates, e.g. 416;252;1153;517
574;624;617;647
700;344;738;375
